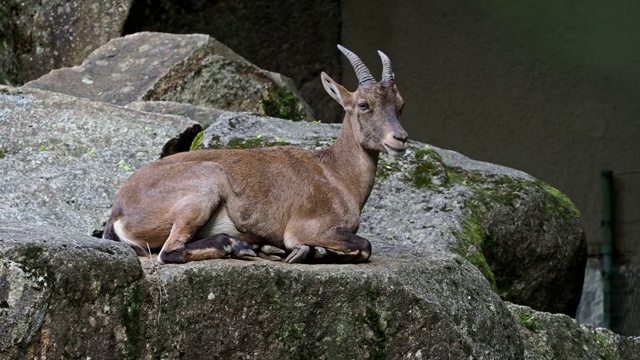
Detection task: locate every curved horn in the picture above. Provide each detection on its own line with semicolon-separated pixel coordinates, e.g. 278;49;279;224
338;45;375;85
378;50;394;84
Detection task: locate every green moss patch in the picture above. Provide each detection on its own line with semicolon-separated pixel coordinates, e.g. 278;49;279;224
189;130;204;151
453;216;497;291
261;87;303;121
357;306;388;360
409;148;443;190
123;283;142;359
516;309;538;332
537;182;581;220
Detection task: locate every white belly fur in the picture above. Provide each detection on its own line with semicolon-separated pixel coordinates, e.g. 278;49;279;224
195;206;242;239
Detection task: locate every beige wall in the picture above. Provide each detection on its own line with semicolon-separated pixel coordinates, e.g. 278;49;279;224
341;0;640;267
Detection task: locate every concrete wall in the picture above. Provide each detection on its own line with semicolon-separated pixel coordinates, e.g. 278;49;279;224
341;0;640;333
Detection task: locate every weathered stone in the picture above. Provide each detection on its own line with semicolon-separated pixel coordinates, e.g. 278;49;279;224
1;221;635;359
1;0;133;84
0;222;141;359
0;221;524;359
138;253;523;359
122;0;343;122
23;32;315;121
198;113;587;315
508;303;640;360
0;85;198;236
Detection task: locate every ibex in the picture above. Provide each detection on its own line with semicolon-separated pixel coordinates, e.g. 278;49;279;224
103;45;408;264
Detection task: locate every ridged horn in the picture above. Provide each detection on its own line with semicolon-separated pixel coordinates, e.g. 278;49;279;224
378;50;394;84
338;44;375;85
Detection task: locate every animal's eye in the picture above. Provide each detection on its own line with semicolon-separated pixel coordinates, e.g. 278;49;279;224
358;101;369;111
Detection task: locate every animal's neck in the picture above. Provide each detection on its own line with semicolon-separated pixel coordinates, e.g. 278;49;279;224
326;115;380;210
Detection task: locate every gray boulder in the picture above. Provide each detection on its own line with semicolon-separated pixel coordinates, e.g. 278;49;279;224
23;32;315;121
0;83;630;359
0;223;142;359
1;221;524;359
121;0;344;123
1;223;637;359
0;85;198;235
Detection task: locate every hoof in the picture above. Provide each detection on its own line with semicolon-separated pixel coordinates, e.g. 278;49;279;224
230;239;257;259
260;245;286;255
258;253;283;261
285;245;312;263
158;248;186;264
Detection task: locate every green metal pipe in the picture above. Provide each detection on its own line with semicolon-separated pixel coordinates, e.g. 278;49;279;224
601;170;613;329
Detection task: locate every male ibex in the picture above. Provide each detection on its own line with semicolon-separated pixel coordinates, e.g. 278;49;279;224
103;45;408;264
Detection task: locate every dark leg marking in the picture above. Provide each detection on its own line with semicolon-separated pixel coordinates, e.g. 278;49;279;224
159;233;256;264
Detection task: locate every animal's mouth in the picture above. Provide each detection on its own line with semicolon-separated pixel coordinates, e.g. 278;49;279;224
383;143;406;157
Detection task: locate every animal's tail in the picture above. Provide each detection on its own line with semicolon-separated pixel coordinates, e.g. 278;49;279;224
103;217;149;256
102;218;120;241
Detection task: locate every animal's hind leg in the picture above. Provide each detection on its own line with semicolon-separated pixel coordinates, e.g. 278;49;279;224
285;227;371;264
157;193;228;264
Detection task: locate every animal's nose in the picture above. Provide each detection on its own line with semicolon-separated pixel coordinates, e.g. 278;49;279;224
394;132;409;144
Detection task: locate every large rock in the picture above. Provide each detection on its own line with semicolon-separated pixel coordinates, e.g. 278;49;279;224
24;32;315;121
0;223;142;359
1;223;637;359
122;0;343;122
0;0;133;84
195;113;587;316
0;85;199;235
0;221;521;359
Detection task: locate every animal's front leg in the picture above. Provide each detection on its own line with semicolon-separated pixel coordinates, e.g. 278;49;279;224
164;233;257;263
284;227;372;264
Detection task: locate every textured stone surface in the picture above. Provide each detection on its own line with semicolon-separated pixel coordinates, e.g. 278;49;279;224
138;254;522;359
24;32;315;121
0;222;524;359
198;113;587;315
0;222;142;359
1;0;133;84
0;85;198;235
1;222;635;359
508;303;640;360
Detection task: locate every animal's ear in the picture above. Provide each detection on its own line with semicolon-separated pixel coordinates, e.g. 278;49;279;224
321;72;350;107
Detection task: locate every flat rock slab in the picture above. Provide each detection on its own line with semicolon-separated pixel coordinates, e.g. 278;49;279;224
23;32;315;121
0;86;198;235
1;222;636;359
0;221;523;359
